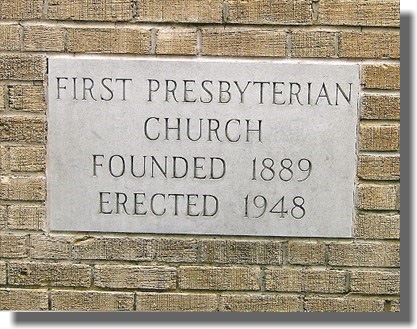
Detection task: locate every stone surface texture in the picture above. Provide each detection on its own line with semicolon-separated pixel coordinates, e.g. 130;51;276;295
47;59;359;237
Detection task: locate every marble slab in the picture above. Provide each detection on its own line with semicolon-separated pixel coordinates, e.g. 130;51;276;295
47;57;359;237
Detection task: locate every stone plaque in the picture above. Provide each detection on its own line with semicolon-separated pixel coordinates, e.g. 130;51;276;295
47;57;359;237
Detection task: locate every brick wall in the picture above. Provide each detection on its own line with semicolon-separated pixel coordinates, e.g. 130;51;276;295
0;0;400;312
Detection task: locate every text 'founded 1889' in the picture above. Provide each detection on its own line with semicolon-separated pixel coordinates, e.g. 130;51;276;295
47;57;359;237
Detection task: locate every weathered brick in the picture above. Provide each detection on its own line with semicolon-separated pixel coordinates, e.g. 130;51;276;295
155;238;198;263
354;213;400;240
8;85;46;113
328;242;400;267
137;0;222;23
8;262;91;287
0;0;43;20
390;299;400;312
0;234;27;258
94;265;176;290
0;86;5;110
291;31;336;58
8;205;45;231
47;0;132;21
23;26;65;52
136;293;218;312
199;239;282;265
288;241;326;265
0;145;8;173
0;262;6;285
51;290;134;311
318;0;400;27
29;235;72;259
0;289;48;310
0;176;45;201
358;154;400;181
0;25;20;51
362;64;400;90
9;146;45;172
361;94;400;120
156;29;197;55
201;28;287;57
66;27;152;54
72;236;154;261
305;297;385;312
357;183;400;210
179;266;260;291
0;116;46;143
220;294;302;312
339;31;399;59
227;0;312;25
359;123;400;151
0;205;6;230
265;268;346;293
0;55;46;80
350;270;400;295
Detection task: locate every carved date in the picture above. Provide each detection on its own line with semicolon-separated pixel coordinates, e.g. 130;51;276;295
251;157;312;182
243;195;305;220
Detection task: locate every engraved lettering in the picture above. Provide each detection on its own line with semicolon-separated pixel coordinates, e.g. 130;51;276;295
56;77;68;99
148;79;160;101
82;77;97;101
109;155;125;177
246;119;262;142
186;118;203;141
336;83;352;105
208;119;221;142
183;80;197;102
130;155;146;178
272;82;285;105
203;195;219;216
99;192;112;214
116;192;129;214
200;80;213;103
253;81;270;104
151;156;167;178
134;192;147;215
315;82;332;105
115;78;132;101
151;193;166;216
187;194;200;216
234;81;251;103
144;117;161;141
165;117;181;140
219;81;231;103
289;82;302;105
166;79;179;102
172;156;188;178
193;157;207;179
225;119;241;142
168;193;184;216
92;154;104;176
100;78;114;101
210;157;226;179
